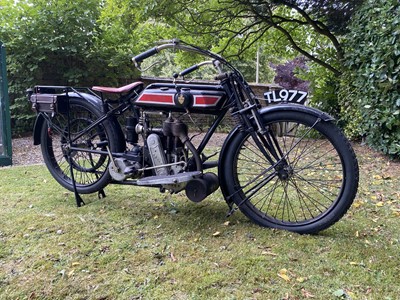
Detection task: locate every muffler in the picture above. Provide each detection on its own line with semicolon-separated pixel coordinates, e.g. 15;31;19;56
185;172;219;202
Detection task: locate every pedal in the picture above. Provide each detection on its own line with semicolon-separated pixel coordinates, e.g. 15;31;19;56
137;171;202;186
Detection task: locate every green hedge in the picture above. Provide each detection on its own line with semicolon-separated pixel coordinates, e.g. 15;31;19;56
342;0;400;157
0;0;138;135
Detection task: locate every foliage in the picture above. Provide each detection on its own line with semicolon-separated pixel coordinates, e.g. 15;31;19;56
0;0;139;134
272;57;309;91
342;0;400;156
338;71;364;139
299;62;342;118
272;0;365;34
140;0;351;76
130;0;356;119
0;0;96;132
0;147;400;298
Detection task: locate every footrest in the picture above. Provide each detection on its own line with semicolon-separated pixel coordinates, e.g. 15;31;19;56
137;171;202;186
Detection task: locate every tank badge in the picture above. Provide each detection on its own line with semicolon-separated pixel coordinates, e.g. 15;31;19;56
178;94;185;105
174;92;192;108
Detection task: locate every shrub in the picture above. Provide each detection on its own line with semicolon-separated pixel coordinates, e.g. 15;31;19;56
299;62;341;119
0;0;138;135
342;0;400;156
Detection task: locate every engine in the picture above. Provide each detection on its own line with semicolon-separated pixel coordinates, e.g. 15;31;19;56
108;110;219;201
109;112;189;184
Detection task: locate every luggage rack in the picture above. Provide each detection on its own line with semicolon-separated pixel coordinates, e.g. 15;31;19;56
28;86;99;113
31;85;97;94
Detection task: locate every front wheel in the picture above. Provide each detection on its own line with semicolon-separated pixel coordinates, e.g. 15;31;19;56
221;111;359;234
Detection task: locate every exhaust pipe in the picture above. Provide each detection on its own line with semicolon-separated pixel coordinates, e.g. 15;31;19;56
185;172;219;203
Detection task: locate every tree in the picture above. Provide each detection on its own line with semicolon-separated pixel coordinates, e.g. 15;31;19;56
272;0;364;34
139;0;364;76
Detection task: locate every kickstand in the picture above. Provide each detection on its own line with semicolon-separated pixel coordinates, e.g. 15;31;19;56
226;202;237;217
98;189;106;199
68;154;85;207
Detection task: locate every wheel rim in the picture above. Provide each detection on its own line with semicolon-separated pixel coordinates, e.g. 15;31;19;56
234;119;345;227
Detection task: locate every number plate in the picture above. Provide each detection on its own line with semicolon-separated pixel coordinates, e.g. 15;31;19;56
263;89;308;104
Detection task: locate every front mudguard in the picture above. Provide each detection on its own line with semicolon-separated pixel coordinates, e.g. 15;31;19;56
218;103;335;205
32;93;125;149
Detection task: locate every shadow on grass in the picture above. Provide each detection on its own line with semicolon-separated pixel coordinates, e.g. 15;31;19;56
65;184;359;241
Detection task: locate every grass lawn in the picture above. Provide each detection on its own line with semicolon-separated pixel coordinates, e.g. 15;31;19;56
0;145;399;299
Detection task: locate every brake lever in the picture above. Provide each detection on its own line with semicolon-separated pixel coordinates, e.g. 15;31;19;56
134;62;142;71
135;60;162;72
141;60;162;72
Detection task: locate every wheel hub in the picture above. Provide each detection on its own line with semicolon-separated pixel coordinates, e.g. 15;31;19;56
276;163;293;181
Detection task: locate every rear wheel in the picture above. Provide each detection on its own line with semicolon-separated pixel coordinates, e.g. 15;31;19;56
40;98;120;194
221;111;359;234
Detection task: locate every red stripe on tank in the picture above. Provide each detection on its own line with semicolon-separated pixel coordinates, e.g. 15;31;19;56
137;93;174;104
194;95;221;107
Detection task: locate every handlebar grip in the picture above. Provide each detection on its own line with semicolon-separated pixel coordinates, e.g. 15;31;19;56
179;65;199;77
132;47;159;64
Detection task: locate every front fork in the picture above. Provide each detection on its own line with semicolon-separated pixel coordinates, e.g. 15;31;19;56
250;125;291;179
245;105;286;168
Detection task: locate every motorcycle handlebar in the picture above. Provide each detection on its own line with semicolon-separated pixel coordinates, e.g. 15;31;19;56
179;65;199;77
178;61;214;77
131;41;233;80
132;47;159;65
132;41;212;67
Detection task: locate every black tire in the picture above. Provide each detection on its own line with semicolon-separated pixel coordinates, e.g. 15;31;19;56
221;111;359;234
40;98;120;194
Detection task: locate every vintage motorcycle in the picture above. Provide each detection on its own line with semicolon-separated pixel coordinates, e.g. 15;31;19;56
27;39;359;234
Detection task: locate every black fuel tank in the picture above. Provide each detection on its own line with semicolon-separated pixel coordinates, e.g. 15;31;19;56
135;83;227;114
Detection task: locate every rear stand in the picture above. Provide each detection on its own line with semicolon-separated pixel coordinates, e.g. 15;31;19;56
67;153;85;207
67;150;107;207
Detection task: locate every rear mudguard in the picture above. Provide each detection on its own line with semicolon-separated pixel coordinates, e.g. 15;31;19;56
218;103;335;205
32;92;125;149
